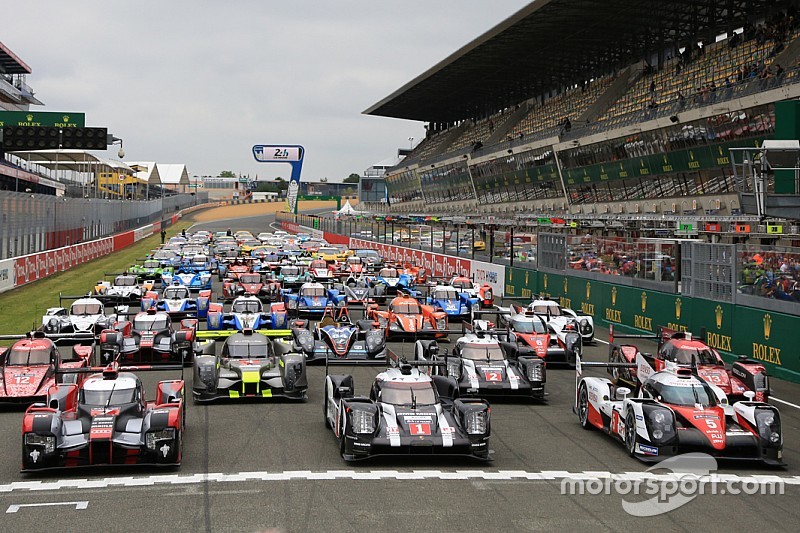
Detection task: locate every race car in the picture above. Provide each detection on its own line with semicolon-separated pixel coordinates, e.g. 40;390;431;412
449;275;494;308
285;306;387;363
283;282;346;317
324;357;492;461
128;259;174;282
94;274;146;303
179;253;218;274
0;332;93;404
372;267;413;296
354;249;383;271
341;275;382;305
575;350;784;465
503;298;594;344
221;272;280;303
161;268;213;291
21;362;185;471
505;308;581;364
274;265;310;289
42;296;120;336
341;256;365;275
151;249;182;268
97;310;207;365
308;259;335;282
217;259;252;282
608;326;770;403
192;328;307;401
141;285;211;319
366;294;448;339
415;331;546;401
317;246;348;263
206;296;289;331
425;285;480;321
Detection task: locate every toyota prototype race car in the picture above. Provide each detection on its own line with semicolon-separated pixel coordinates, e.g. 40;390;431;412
607;325;770;403
574;348;784;465
192;328;307;401
415;324;546;401
205;296;289;331
21;362;185;471
425;284;480;321
42;295;122;336
282;306;387;363
366;293;448;340
0;331;93;404
501;307;582;364
502;298;594;344
141;285;211;319
323;355;492;461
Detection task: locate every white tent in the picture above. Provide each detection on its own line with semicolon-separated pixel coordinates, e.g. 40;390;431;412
336;200;360;216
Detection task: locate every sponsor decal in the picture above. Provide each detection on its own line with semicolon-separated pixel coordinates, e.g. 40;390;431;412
636;443;659;456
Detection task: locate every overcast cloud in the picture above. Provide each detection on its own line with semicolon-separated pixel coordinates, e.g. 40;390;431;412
4;0;531;182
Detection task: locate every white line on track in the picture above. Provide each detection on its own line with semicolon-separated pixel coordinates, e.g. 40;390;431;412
7;501;88;513
1;470;798;494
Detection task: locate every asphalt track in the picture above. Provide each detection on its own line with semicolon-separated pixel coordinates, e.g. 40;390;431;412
1;210;798;532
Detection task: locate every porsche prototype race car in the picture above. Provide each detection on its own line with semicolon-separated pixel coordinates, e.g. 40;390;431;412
285;306;386;363
575;350;784;465
192;328;307;401
141;285;211;319
323;359;491;461
21;362;185;471
206;296;289;331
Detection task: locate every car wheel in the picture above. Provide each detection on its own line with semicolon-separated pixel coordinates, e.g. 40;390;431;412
625;412;637;457
323;392;331;429
578;384;591;429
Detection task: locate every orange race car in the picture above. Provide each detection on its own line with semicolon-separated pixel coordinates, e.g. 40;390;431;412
366;293;448;339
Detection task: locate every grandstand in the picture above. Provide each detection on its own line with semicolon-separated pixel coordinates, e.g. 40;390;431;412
365;0;800;233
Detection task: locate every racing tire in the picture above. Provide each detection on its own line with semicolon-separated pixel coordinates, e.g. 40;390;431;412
625;412;637;457
578;383;591;430
323;393;332;429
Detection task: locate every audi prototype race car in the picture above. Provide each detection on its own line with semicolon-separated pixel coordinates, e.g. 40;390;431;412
323;358;491;461
283;282;346;317
21;362;185;471
141;286;211;319
366;294;448;339
416;329;546;401
42;296;121;336
0;332;93;404
284;307;387;363
608;326;770;403
206;296;289;331
192;328;307;401
574;350;784;465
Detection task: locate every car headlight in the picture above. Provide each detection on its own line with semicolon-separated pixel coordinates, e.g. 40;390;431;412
484;289;492;301
365;329;384;353
351;409;375;434
198;364;216;389
25;433;56;454
471;302;480;312
644;407;676;444
526;363;543;382
46;317;60;332
389;321;400;331
436;318;446;330
756;409;781;447
146;428;176;450
465;410;487;435
297;330;315;353
378;317;388;329
287;299;298;309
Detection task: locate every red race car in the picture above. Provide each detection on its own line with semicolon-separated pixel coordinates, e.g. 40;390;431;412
608;325;769;402
366;294;448;339
222;272;280;302
0;332;93;404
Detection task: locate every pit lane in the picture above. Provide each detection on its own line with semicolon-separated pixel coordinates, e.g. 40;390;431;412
1;210;798;532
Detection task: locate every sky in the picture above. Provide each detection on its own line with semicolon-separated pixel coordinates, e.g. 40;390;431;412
4;0;531;182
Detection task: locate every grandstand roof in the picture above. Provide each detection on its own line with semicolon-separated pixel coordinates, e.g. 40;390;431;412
156;163;189;186
127;162;162;186
364;0;791;123
0;41;31;75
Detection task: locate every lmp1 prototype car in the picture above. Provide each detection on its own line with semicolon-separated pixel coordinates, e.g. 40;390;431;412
42;296;120;336
94;274;147;303
323;359;491;461
366;294;448;339
206;296;289;331
504;308;582;364
192;329;307;401
425;285;480;321
575;351;784;465
0;332;93;404
284;307;387;363
283;282;346;317
608;326;770;403
141;286;211;319
21;362;185;471
505;298;594;344
416;330;546;401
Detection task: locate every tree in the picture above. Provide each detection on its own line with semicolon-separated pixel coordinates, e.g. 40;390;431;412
344;173;360;184
219;170;236;178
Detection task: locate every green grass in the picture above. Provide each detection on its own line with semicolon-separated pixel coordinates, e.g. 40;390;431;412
0;220;193;342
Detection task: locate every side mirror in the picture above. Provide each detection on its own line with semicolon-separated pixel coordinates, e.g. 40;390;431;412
743;390;756;400
616;387;631;400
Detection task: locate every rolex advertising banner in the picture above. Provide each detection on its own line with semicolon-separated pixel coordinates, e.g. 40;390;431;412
0;111;85;128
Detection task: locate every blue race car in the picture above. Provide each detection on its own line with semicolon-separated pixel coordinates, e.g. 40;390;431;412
141;284;211;319
205;295;288;331
283;282;346;317
371;266;414;296
161;268;213;291
425;284;480;320
180;253;218;274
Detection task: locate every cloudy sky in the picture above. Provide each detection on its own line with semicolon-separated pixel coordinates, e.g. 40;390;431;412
5;1;531;182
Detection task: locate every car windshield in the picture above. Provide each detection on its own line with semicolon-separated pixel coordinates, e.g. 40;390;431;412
670;348;720;366
134;316;169;330
281;267;299;276
310;261;327;269
227;342;269;358
301;287;326;297
460;343;505;361
192;256;208;265
390;302;420;314
71;303;103;315
154;251;174;260
240;274;261;284
115;276;137;287
511;318;547;334
81;388;136;406
451;280;471;290
434;289;458;300
144;261;160;269
8;348;51;366
232;300;262;313
164;287;189;299
652;381;717;407
380;268;398;278
531;304;561;316
319;248;339;255
347;257;362;265
379;381;437;406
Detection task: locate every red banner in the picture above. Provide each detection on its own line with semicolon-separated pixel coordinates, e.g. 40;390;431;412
349;238;471;278
324;232;349;245
14;236;114;287
113;230;135;250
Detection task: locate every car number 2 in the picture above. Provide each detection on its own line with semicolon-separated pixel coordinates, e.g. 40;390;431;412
484;372;501;382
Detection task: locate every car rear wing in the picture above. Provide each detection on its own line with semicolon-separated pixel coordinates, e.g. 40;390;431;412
607;324;660;345
387;349;447;370
0;331;96;342
195;329;292;339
